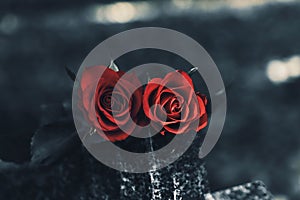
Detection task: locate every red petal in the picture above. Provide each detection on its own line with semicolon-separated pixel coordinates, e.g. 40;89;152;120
196;113;208;132
176;70;194;88
81;66;120;91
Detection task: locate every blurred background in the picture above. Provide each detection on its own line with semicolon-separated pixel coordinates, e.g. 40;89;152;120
0;0;300;199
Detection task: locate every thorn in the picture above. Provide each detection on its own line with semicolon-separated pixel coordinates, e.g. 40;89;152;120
65;67;76;81
108;60;119;72
187;66;198;76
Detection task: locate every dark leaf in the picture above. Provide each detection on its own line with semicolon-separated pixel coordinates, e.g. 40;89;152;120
0;159;21;172
30;120;79;166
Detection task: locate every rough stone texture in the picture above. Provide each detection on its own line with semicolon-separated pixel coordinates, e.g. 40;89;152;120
118;133;209;200
119;171;151;199
205;181;273;200
120;159;208;200
0;144;275;199
158;155;209;199
0;118;274;199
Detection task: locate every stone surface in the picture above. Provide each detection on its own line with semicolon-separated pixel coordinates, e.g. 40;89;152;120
116;129;209;199
0;144;275;199
205;181;273;200
120;158;208;200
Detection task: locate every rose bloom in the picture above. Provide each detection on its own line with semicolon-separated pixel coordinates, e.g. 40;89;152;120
143;70;208;135
79;65;143;142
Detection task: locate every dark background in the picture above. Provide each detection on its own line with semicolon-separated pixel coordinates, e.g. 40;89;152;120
0;0;300;199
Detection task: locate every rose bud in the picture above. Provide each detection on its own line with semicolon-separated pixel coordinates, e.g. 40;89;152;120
143;70;208;135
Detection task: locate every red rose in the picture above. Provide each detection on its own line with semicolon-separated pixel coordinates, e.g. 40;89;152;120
143;70;208;135
79;65;143;142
